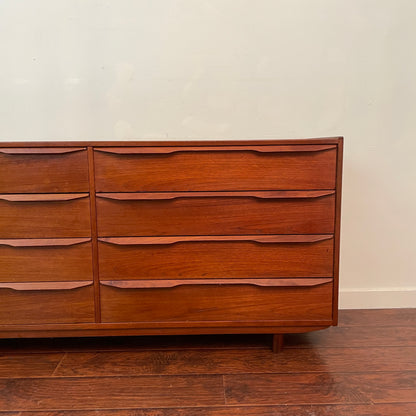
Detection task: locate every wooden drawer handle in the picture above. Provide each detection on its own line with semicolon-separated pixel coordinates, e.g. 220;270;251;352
101;278;333;289
0;193;89;202
99;235;333;246
0;147;86;155
95;144;336;155
0;238;91;247
0;281;93;291
97;190;335;201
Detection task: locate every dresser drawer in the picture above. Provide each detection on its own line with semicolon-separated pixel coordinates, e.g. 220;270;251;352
0;194;91;238
98;236;334;280
0;147;89;193
100;280;333;323
0;239;92;282
0;282;94;324
96;191;335;236
94;145;337;191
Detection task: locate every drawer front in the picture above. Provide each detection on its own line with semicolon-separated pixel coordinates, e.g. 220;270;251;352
0;239;93;282
0;283;94;324
96;192;335;236
0;196;91;238
0;148;89;193
94;146;337;191
98;236;334;280
100;281;333;323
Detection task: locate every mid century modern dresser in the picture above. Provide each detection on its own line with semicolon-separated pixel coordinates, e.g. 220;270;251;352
0;138;343;351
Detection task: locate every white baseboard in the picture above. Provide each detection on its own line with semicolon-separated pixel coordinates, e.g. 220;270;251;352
339;288;416;309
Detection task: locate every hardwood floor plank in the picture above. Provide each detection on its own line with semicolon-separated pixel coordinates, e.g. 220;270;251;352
285;326;416;348
338;309;416;327
224;372;370;405
345;372;416;404
13;403;416;415
0;375;224;411
53;347;416;376
224;372;416;405
0;353;64;377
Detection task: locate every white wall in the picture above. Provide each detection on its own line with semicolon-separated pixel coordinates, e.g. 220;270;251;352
1;0;415;308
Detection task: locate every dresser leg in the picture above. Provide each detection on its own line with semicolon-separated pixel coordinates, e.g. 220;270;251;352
272;334;284;353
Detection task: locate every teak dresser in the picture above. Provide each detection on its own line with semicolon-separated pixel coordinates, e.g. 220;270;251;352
0;138;343;351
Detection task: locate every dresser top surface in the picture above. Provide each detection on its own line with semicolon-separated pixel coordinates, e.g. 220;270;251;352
0;137;343;148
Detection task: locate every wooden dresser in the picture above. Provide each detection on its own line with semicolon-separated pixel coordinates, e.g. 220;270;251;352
0;138;343;350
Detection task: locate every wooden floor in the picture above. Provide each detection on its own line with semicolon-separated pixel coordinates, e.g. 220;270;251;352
0;309;415;415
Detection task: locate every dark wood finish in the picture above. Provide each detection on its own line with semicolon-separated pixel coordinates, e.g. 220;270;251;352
0;375;225;410
95;144;336;154
100;234;333;244
51;345;416;376
0;197;91;238
94;147;337;191
0;193;89;201
0;281;93;290
0;309;412;415
0;148;89;193
100;282;333;323
0;137;343;147
96;193;335;236
0;284;94;324
100;278;333;288
0;241;92;282
0;353;64;378
98;190;335;199
0;147;86;154
87;147;101;323
9;404;415;416
98;238;333;280
272;334;284;353
0;138;342;343
332;136;343;324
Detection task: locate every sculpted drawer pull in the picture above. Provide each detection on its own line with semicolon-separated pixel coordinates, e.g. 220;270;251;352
0;193;89;202
0;147;86;155
97;190;335;201
101;278;333;289
95;144;336;155
0;281;93;291
99;235;333;246
0;238;91;247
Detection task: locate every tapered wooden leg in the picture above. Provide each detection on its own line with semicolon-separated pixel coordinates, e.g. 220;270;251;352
272;334;284;353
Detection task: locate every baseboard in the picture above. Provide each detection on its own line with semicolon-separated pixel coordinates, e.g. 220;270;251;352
339;288;416;309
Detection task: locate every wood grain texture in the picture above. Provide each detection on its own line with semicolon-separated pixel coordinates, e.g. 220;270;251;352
96;194;335;236
0;375;225;411
0;285;94;324
338;308;416;327
0;242;93;282
332;136;343;324
224;372;370;405
224;372;416;405
100;283;333;323
0;353;64;377
0;198;91;238
52;346;416;376
98;190;336;199
95;144;336;154
100;278;333;289
0;150;89;193
94;148;337;192
0;193;89;202
98;239;333;280
0;147;85;154
12;404;416;416
285;325;416;347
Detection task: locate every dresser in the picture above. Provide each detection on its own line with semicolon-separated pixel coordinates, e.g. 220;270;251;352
0;138;343;351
